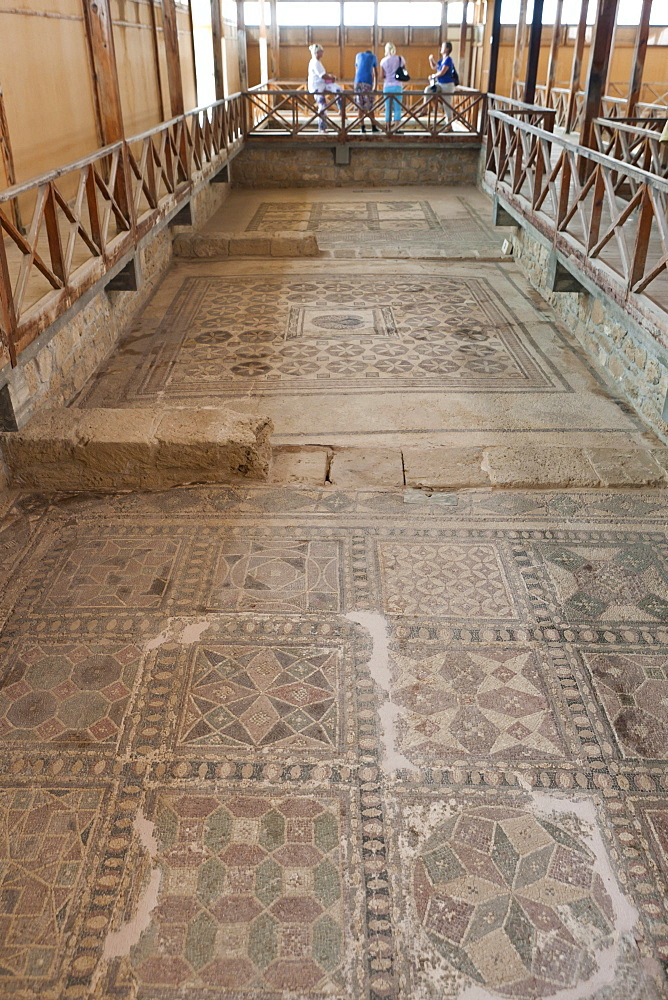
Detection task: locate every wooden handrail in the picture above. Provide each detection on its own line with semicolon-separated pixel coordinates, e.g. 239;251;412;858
485;108;668;341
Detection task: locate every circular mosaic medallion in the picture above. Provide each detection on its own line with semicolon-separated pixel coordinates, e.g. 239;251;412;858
312;315;365;331
413;806;615;998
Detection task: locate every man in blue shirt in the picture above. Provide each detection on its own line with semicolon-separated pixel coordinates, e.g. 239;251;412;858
425;41;456;124
354;49;379;133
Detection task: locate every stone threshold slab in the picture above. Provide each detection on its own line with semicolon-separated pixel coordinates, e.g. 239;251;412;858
1;407;273;491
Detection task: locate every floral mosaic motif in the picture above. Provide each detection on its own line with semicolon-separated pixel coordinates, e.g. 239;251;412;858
38;537;181;611
413;806;615;998
378;541;518;620
390;647;568;761
177;644;341;752
211;539;342;612
135;792;349;995
0;640;141;746
0;786;104;988
538;542;668;623
583;651;668;758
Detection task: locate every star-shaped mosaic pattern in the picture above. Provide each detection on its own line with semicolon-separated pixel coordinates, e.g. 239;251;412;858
390;648;567;761
413;806;615;998
178;645;340;751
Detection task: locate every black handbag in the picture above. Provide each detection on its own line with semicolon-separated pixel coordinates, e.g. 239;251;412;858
395;64;410;82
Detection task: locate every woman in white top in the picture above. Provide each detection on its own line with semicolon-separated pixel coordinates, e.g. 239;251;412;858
307;43;343;133
380;42;407;128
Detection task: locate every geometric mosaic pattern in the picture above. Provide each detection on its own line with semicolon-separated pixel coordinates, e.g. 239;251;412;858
583;651;668;759
390;647;569;761
1;488;668;999
211;538;342;613
243;199;505;257
378;540;519;619
412;804;615;999
134;790;355;995
246;200;443;233
81;275;568;403
0;786;105;990
0;640;140;747
535;541;668;624
177;644;342;751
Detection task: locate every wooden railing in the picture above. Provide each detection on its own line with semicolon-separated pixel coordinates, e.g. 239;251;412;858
485;109;668;336
0;94;246;368
511;81;667;131
244;87;486;140
592;118;668;189
487;94;556;129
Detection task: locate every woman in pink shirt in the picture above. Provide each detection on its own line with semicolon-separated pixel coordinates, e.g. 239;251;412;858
380;43;407;128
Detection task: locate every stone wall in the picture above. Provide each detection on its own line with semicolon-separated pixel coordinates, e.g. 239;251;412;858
0;175;231;433
232;142;480;187
511;225;668;445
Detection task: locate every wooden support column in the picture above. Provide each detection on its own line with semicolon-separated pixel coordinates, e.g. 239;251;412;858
545;0;563;105
258;0;269;83
148;0;166;119
487;0;503;95
440;0;447;47
580;0;619;150
459;0;468;86
82;0;125;143
512;0;529;98
187;0;198;103
373;2;379;64
339;0;345;83
523;0;544;105
211;0;225;99
269;0;279;78
237;0;249;92
162;0;185;115
0;86;22;231
565;0;588;131
627;0;652;116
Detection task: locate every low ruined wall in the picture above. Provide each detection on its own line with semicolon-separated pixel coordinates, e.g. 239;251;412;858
232;141;481;187
511;226;668;445
0;177;232;433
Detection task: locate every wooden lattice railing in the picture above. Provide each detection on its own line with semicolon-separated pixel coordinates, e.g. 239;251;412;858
0;94;247;369
244;87;487;140
485;109;668;338
511;81;667;130
592;118;668;189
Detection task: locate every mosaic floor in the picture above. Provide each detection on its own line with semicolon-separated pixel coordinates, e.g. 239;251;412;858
0;484;667;999
207;187;506;258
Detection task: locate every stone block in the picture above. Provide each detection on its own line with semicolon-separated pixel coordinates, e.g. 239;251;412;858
586;448;668;487
155;408;273;480
270;234;320;257
2;407;273;490
328;448;403;488
1;408;80;469
269;448;329;485
402;447;488;489
74;409;158;474
482;446;601;488
228;236;271;256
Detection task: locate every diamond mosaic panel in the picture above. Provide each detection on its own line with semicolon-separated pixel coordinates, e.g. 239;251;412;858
389;646;572;763
176;643;345;754
0;785;107;993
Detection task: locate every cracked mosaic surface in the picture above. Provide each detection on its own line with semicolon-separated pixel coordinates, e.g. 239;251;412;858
0;486;667;999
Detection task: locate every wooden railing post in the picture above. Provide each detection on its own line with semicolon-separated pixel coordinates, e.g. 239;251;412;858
0;218;18;365
524;0;544;105
627;0;652;118
545;0;563;107
565;0;588;132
